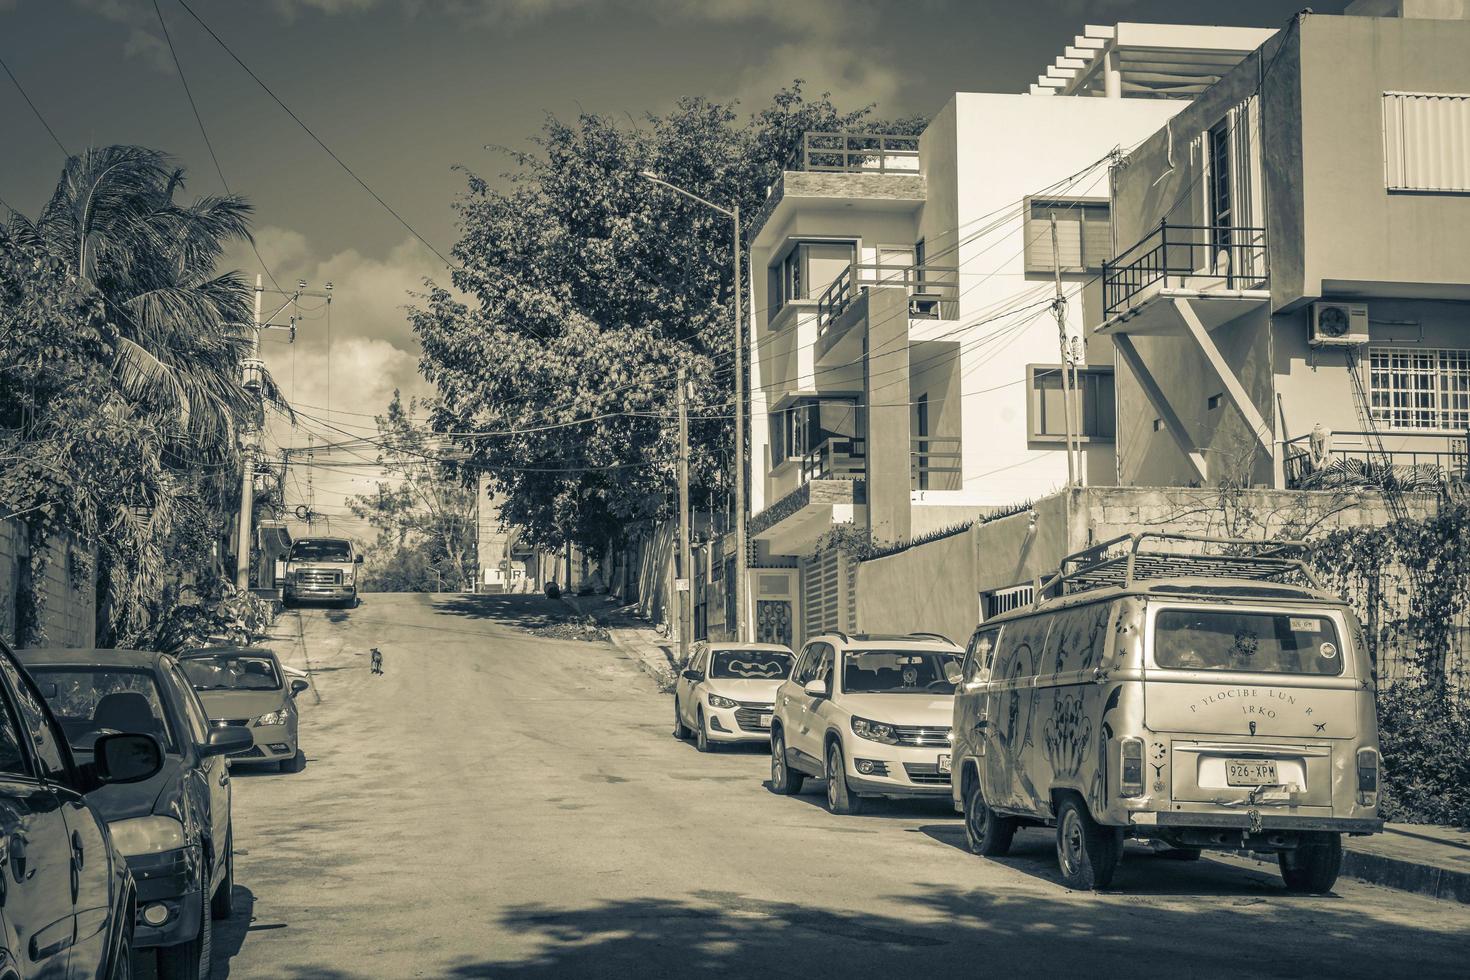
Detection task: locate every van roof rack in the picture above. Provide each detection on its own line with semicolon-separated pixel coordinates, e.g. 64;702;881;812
1037;532;1322;602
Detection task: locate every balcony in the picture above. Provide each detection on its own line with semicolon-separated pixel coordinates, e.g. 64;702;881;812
801;436;866;483
912;435;962;491
816;262;959;366
1102;220;1268;319
1283;430;1469;490
794;132;920;174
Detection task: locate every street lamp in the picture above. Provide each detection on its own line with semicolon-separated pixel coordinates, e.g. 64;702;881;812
639;171;748;641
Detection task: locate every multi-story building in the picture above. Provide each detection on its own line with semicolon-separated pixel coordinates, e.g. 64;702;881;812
740;21;1276;643
1103;1;1470;491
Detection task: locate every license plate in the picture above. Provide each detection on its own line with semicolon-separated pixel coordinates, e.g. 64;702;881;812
1226;760;1278;786
759;713;773;727
938;754;952;774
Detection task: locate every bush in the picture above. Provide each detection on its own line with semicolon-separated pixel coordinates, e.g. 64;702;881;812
1376;684;1470;828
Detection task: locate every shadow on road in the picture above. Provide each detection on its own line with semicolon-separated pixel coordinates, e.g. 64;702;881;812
209;884;256;977
424;882;1465;978
433;593;580;628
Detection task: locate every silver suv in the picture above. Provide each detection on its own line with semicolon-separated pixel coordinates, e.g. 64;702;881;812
769;632;964;814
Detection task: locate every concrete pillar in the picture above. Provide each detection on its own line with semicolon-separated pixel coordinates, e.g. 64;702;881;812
1104;48;1122;99
863;288;913;547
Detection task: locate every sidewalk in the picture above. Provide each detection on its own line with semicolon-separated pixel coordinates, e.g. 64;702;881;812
1339;823;1470;904
562;594;681;688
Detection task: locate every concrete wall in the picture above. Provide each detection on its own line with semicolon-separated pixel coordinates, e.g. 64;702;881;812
0;520;96;647
855;527;977;644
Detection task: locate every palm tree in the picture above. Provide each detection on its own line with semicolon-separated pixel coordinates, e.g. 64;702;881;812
12;145;288;452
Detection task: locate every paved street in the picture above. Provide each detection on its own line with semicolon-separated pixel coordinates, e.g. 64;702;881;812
173;592;1470;979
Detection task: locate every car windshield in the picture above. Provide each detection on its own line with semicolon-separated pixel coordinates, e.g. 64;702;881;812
1154;609;1345;676
28;667;176;756
709;649;793;680
842;649;962;694
181;654;282;691
289;540;351;561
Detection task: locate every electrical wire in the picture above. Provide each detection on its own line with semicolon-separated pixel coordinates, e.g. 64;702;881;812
0;52;67;157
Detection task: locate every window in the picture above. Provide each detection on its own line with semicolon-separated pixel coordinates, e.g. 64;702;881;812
1383;92;1470;193
1027;366;1115;442
1154;609;1344;676
0;656;69;777
983;585;1034;621
1369;347;1470;430
872;245;915;284
841;649;962;694
1024;199;1110;274
166;665;212;746
770;240;855;311
710;649;793;680
962;626;1003;684
769;397;862;469
28;667;178;759
0;671;32;778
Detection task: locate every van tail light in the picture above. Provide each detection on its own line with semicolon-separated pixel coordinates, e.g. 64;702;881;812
1120;737;1145;797
1356;747;1380;807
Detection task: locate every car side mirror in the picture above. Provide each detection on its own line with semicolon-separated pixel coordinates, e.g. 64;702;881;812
802;679;827;699
354;554;364;564
290;679;310;697
202;726;253;758
94;733;163;785
681;669;702;682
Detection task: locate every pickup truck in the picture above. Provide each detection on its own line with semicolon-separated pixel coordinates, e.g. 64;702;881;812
283;536;362;608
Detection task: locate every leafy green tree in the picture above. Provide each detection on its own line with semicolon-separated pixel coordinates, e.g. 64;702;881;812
413;83;923;556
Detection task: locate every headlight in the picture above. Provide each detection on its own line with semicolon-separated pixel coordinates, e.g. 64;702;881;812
254;708;290;726
707;693;738;710
108;816;185;858
851;716;899;744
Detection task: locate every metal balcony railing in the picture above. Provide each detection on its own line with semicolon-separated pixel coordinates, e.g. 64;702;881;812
912;435;962;491
1282;430;1469;490
796;132;921;175
816;263;959;335
800;436;866;483
1102;220;1268;317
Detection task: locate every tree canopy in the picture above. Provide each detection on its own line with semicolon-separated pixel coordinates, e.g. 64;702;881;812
412;83;924;553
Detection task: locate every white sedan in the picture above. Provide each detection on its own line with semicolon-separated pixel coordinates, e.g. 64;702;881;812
673;642;795;751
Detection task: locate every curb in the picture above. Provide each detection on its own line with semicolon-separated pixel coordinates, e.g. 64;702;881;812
1340;846;1470;904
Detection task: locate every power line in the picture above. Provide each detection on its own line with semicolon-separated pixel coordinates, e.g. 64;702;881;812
150;0;284;294
171;0;454;269
0;52;68;158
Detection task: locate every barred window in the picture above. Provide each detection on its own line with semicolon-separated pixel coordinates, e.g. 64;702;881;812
1369;347;1470;430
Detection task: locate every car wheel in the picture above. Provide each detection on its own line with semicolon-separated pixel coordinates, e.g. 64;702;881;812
1055;796;1122;891
963;773;1016;856
825;740;864;815
210;832;234;919
769;730;804;795
672;698;690;740
280;750;306;774
1279;832;1343;894
695;709;713;753
108;915;133;980
156;885;212;980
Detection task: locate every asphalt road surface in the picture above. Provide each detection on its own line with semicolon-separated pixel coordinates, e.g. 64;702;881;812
183;592;1470;979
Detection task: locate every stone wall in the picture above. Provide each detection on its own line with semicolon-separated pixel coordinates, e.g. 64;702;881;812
0;519;96;648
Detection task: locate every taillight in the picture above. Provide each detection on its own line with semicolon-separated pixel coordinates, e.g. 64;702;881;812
1120;737;1145;797
1356;747;1380;807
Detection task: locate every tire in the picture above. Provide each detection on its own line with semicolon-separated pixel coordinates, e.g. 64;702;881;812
279;750;306;774
210;832;234;919
1279;832;1343;894
672;698;691;740
157;885;212;980
769;730;804;795
108;915;134;980
1055;796;1122;891
824;740;864;816
695;709;713;753
963;773;1016;856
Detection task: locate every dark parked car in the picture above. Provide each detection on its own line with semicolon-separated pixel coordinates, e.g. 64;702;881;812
16;649;251;980
178;648;309;773
0;637;162;980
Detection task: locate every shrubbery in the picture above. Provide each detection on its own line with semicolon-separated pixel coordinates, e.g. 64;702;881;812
1376;684;1470;828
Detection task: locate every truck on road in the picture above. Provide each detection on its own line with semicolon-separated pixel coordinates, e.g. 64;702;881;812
283;536;362;608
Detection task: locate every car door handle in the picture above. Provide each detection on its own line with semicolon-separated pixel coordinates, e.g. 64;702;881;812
71;831;83;869
9;832;30;881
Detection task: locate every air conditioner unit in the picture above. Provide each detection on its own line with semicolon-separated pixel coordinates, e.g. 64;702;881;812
1309;302;1369;347
908;293;942;319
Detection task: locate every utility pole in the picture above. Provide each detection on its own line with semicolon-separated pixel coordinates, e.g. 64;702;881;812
732;204;747;642
1049;214;1078;488
234;275;264;590
677;366;692;663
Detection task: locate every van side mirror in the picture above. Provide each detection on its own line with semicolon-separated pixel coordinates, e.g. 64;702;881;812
94;733;163;785
802;679;827;699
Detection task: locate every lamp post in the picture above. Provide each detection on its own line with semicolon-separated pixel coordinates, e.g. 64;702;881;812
639;171;747;640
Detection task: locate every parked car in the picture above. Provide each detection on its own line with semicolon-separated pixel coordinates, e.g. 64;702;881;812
769;632;964;815
0;637;161;980
951;533;1383;893
17;648;252;980
282;536;362;608
178;648;310;773
672;642;794;751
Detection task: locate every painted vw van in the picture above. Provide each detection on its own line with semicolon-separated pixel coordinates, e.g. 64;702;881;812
951;533;1382;892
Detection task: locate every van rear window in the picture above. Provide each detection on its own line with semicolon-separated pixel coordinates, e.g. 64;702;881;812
1154;610;1344;676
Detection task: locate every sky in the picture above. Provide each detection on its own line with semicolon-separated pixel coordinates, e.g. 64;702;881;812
0;0;1347;536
